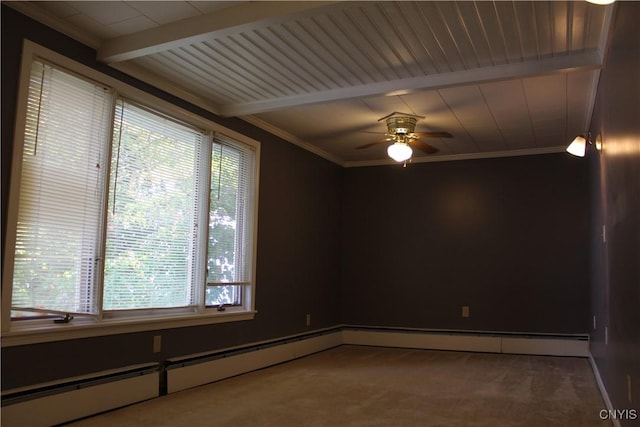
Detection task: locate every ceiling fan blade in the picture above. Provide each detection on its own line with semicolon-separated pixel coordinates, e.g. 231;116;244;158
313;123;379;140
415;131;453;138
411;140;439;154
356;141;384;150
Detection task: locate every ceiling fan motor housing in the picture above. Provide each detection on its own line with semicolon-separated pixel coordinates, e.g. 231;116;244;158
380;112;424;136
387;116;416;135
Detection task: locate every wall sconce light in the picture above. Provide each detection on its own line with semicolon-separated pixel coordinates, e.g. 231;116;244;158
566;133;602;157
566;135;588;157
586;0;615;5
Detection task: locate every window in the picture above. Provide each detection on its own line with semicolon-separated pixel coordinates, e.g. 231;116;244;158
10;61;111;317
207;138;256;307
3;45;259;339
104;100;203;312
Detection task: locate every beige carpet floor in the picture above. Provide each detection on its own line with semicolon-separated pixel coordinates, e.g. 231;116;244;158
66;345;610;427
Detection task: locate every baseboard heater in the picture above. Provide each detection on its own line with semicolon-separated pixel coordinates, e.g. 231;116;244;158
342;326;590;357
165;329;343;394
163;326;588;395
1;363;160;427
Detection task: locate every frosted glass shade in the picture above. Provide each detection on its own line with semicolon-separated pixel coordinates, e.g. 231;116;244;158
586;0;615;5
387;142;413;162
566;136;587;157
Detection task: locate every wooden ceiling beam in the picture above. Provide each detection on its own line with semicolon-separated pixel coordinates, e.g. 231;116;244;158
220;51;603;117
98;1;338;63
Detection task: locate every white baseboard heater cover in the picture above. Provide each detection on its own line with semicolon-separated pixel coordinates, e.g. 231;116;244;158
165;327;588;397
342;328;590;357
1;364;159;427
167;331;343;394
501;336;589;356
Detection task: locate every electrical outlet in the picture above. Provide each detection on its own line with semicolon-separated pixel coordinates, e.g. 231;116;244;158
462;306;470;318
153;335;162;353
306;314;311;327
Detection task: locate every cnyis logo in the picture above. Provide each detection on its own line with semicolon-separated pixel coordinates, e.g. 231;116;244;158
599;409;638;420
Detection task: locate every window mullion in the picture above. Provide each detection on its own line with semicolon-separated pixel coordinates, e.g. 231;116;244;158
95;92;120;320
195;132;214;313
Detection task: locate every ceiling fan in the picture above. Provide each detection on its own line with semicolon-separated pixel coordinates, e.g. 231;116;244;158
357;112;452;163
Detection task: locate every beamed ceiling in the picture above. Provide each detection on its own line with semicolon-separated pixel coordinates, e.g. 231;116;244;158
7;1;614;166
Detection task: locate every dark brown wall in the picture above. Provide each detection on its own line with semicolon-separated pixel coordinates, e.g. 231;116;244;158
341;154;590;333
588;2;640;424
1;6;343;390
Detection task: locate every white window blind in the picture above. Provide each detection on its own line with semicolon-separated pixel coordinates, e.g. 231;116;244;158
206;137;255;306
11;60;112;315
104;100;204;310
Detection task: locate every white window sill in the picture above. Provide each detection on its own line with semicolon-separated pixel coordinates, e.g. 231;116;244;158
1;310;257;347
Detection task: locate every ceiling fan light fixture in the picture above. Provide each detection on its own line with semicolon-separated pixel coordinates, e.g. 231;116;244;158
387;142;413;162
356;112;446;160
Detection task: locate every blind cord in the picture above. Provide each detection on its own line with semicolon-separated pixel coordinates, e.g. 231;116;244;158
111;103;125;215
32;65;47;157
217;142;223;201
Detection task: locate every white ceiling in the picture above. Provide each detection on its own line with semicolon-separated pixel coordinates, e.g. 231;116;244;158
8;1;614;166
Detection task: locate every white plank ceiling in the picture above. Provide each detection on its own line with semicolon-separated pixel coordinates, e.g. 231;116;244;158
8;1;614;166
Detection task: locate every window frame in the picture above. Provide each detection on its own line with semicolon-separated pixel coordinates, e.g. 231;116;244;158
2;41;260;347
